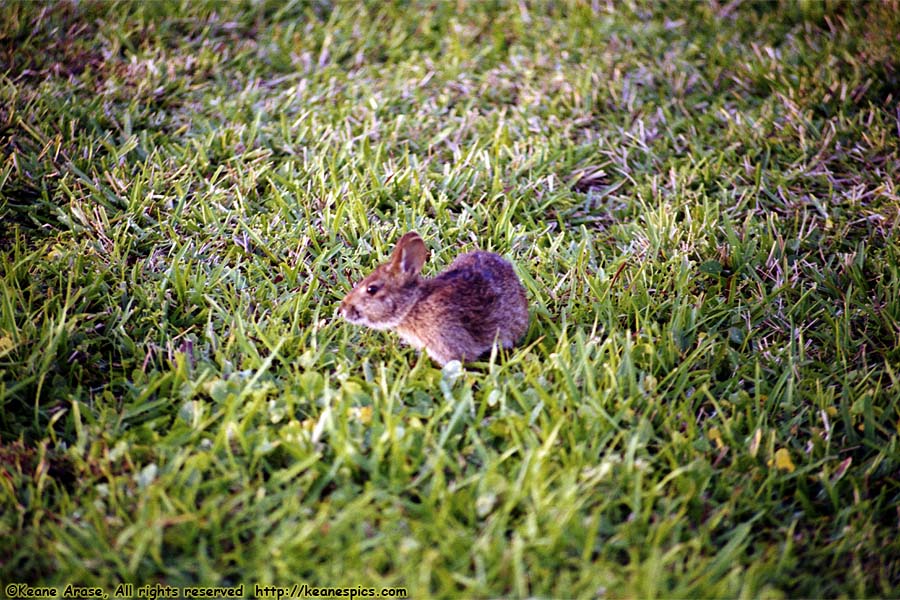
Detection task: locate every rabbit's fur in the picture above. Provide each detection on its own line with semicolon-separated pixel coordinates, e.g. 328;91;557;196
340;232;529;365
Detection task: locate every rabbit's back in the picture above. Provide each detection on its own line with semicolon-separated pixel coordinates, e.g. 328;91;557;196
397;251;528;363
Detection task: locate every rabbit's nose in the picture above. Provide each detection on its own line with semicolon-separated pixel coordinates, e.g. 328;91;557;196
341;302;360;321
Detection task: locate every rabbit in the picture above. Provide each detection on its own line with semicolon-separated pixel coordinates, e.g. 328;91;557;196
339;231;529;366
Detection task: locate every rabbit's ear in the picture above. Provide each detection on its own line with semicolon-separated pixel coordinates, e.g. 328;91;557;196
390;232;428;277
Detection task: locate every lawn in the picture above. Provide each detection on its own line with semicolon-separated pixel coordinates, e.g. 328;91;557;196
2;0;900;597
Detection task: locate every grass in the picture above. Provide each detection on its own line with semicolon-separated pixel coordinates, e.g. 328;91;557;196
1;0;899;597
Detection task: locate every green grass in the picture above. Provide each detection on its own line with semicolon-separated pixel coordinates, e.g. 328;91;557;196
2;0;900;597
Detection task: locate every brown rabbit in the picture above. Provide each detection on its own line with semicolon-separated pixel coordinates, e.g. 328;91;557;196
339;231;529;365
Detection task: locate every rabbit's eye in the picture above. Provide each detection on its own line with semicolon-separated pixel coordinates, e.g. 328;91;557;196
366;284;380;295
